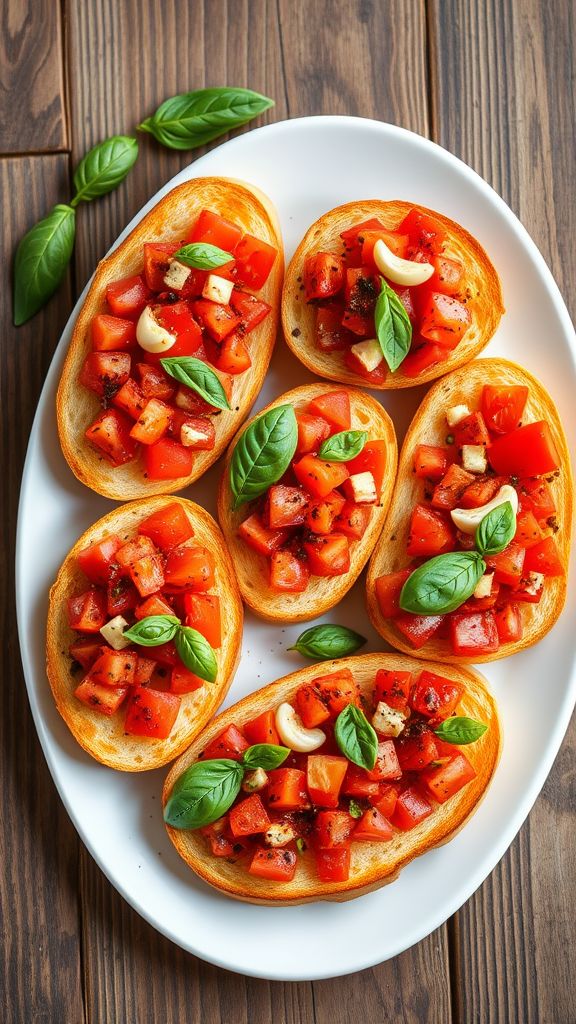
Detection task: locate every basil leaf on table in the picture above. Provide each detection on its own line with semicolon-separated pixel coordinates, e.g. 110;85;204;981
241;744;290;771
161;356;230;410
174;626;218;683
71;135;138;206
375;277;412;372
318;430;367;462
229;404;298;509
123;614;180;646
13;204;76;326
399;551;485;616
174;242;233;270
290;624;367;660
475;501;516;556
138;87;275;150
164;758;243;829
335;705;378;771
434;717;488;745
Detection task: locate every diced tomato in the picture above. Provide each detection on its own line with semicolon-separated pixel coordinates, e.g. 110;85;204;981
429;256;464;296
188;209;242;251
371;783;399;819
494;602;523;643
129;398;172;445
129;554;165;599
293;455;349;499
142;242;180;291
454;411;490;448
422;753;476;803
513;575;544;603
113;377;146;420
374;569;412;618
305;491;346;535
334;501;372;539
517;477;556;520
481;385;528;435
229;289;271;332
201;724;250;761
431;464;475;511
414;444;451;481
396;729;438;771
410;670;463;720
69;637;103;670
143;438;193;480
374;668;412;710
243;710;280;747
401;342;448;377
314;846;350;882
106;575;138;616
344;346;387;384
77;535;121;585
419;291;470;348
183;593;221;648
136;362;175;401
394;612;444;649
347;440;388;495
340;217;384;251
123;686;180;738
341;766;381;799
269;550;310;592
88;649;137;688
304;252;345;301
92;314;136;352
314;810;355;848
80;351;131;399
238;514;291;556
164;544;214;591
353;807;394;842
74;679;128;716
523;536;563;576
296;412;332;454
488;421;560;476
151;641;180;668
133;655;157;687
306;755;349;808
514;510;543;549
307;390;351;431
449;610;499;656
147;305;204;361
367;740;402;781
115;535;157;568
459;475;503;509
315;305;353;352
214;332;251;374
170;412;215;450
67;589;107;633
201;821;247;859
106;275;150;318
267;768;310;811
295;685;331;729
138;503;194;553
248;847;297;882
192;298;240;342
361;228;409;267
391;786;433;830
312;669;359;717
486;542;526;587
234;233;277;289
266;485;310;528
85;408;138;466
457;578;501;613
136;594;174;622
399;208;446;256
229;794;271;837
407;504;455;556
304;534;350;577
342;269;377;335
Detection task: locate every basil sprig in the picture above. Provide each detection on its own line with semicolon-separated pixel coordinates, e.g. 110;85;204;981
122;614;218;684
374;277;412;372
173;242;233;270
230;404;298;509
164;742;289;829
71;135;138;206
475;501;516;556
434;717;488;745
335;705;378;771
160;356;230;411
123;615;180;646
13;204;76;326
318;430;367;462
290;624;366;660
400;551;485;616
138;87;274;150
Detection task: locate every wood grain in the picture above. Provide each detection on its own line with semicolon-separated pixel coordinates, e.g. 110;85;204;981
428;1;576;1021
0;155;83;1024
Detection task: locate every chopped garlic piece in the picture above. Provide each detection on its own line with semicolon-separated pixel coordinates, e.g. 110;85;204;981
99;615;131;650
446;404;471;428
372;701;405;738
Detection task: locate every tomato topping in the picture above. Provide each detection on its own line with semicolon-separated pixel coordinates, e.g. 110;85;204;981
234;233;277;290
453;411;490;448
69;638;103;670
523;536;563;576
105;275;150;318
367;741;402;781
143;242;180;291
422;753;476;803
306;755;349;808
431;464;475;511
410;671;464;720
347;440;387;495
307;390;351;431
86;407;138;466
311;669;359;717
361;228;409;267
92;314;136;351
113;377;146;420
314;846;351;882
192;299;240;342
374;569;412;619
481;385;528;435
399;209;446;256
243;710;280;747
494;603;523;643
413;444;451;481
486;542;526;587
77;535;121;585
136;362;175;401
396;729;438;771
295;685;332;729
88;649;137;688
334;501;372;539
183;593;221;648
295;412;332;454
67;589;107;633
391;786;433;830
129;398;172;445
164;544;215;591
74;680;128;716
215;332;251;374
188;209;243;251
249;847;297;882
407;504;455;557
374;668;412;710
293;455;350;499
305;492;346;535
202;724;250;762
303;534;351;577
314;810;355;848
449;610;499;656
344;346;387;384
269;550;310;592
124;686;181;738
488;421;560;476
514;509;543;549
266;485;310;528
517;477;556;520
394;612;444;649
143;438;194;480
238;514;291;557
401;342;448;377
229;794;271;837
304;252;345;300
459;475;503;509
138;503;194;553
267;768;310;811
315;305;353;352
106;575;138;616
419;292;471;347
353;807;394;843
429;255;464;296
341;766;381;799
80;351;131;399
229;289;271;333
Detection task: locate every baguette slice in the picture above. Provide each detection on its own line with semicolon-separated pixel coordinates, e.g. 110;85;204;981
57;177;283;500
217;383;397;622
163;653;501;904
282;199;503;389
46;496;243;770
367;358;573;662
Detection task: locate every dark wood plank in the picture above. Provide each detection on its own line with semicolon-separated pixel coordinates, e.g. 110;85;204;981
0;0;68;153
0;154;83;1024
429;1;576;1021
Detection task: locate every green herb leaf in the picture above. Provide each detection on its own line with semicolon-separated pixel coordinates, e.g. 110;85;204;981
318;430;368;462
290;624;367;660
296;838;307;854
173;242;233;269
230;404;298;509
475;501;516;556
164;758;243;829
71;135;138;206
174;626;218;683
335;705;378;771
138;87;275;151
399;551;486;615
348;799;363;819
374;277;412;372
160;356;230;411
241;744;290;771
122;615;180;646
434;717;488;745
13;204;76;325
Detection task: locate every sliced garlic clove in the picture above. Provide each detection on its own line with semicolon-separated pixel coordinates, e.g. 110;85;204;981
451;484;519;535
275;702;326;753
373;238;434;287
136;305;176;354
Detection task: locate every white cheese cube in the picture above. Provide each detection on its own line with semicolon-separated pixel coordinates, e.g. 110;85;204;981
264;822;297;847
99;615;131;650
474;572;494;599
350;338;384;373
371;701;406;737
462;444;487;474
523;571;545;597
242;768;268;793
181;423;210;447
163;259;192;291
446;404;471;428
202;273;234;305
346;471;377;504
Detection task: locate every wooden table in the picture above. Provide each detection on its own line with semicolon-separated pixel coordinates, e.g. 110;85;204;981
2;2;574;1020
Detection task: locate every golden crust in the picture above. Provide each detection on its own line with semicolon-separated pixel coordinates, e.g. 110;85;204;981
281;199;504;389
163;653;501;904
217;383;398;622
57;177;284;500
46;496;243;771
366;358;573;662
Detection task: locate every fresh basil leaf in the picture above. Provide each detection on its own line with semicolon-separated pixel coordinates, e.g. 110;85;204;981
241;744;290;771
434;716;488;745
164;758;243;829
13;204;75;326
174;626;218;683
123;614;180;646
318;430;367;462
335;705;378;771
160;356;230;411
475;501;516;556
290;624;367;660
173;242;233;270
374;277;412;372
230;404;298;510
138;87;275;150
71;136;138;206
399;551;486;615
348;799;363;819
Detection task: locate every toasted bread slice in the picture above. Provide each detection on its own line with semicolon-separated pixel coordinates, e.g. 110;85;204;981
217;383;397;622
46;496;243;770
57;178;283;500
163;653;501;904
282;200;503;389
367;358;573;662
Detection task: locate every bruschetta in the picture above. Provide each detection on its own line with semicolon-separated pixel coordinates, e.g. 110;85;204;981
367;358;572;662
162;653;500;904
57;177;283;500
282;200;503;389
46;496;242;770
217;383;397;622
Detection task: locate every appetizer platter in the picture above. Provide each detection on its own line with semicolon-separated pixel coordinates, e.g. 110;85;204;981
17;117;576;979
